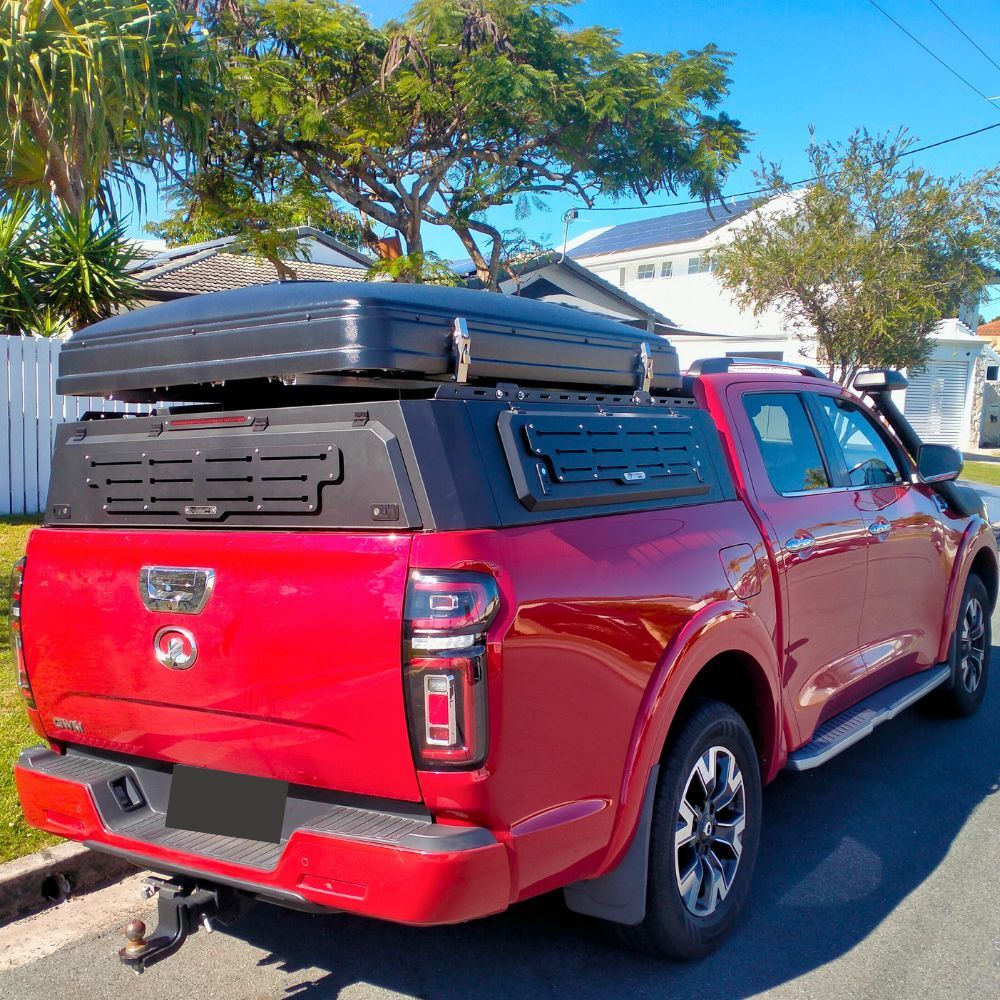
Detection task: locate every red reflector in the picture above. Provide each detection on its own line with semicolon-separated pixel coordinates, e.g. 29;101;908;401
427;692;451;727
298;874;367;900
43;809;86;833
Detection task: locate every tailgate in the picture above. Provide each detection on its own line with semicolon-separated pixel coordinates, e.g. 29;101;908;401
21;527;421;801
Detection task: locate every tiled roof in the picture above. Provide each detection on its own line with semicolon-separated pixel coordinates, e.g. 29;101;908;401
569;198;757;259
133;252;367;295
978;318;1000;338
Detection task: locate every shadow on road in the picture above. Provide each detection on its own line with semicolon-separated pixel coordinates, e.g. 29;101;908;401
209;661;1000;999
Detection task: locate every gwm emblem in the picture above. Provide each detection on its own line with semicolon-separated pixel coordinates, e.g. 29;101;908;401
153;626;198;670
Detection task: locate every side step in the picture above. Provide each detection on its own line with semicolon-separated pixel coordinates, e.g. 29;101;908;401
787;664;950;771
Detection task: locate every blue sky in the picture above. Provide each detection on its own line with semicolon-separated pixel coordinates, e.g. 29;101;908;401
132;0;1000;315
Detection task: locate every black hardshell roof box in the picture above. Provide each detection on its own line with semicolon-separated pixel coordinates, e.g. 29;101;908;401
57;282;680;400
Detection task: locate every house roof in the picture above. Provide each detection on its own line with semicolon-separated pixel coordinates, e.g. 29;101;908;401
133;253;366;298
129;228;371;298
977;318;1000;339
568;197;757;259
456;252;676;329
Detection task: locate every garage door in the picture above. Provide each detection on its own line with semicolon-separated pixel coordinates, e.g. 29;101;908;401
903;361;970;446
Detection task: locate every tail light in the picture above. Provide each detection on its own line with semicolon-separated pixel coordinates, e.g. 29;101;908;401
9;557;35;709
403;570;500;769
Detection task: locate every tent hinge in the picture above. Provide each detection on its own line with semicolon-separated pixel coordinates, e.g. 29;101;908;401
638;342;654;394
452;317;472;384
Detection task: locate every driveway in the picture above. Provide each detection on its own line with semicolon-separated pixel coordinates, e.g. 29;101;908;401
960;480;1000;524
1;633;998;998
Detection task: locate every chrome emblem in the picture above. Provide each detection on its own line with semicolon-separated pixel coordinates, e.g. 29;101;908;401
52;717;85;733
153;626;198;670
140;566;215;614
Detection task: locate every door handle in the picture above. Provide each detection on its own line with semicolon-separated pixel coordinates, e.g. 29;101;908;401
868;520;891;538
785;533;816;555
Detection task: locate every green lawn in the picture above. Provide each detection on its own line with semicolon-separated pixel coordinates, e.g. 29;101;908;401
0;518;58;863
962;461;1000;487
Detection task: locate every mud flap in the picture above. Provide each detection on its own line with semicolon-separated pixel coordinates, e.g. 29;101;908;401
562;764;658;925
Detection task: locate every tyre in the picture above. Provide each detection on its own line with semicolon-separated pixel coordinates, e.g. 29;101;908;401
930;574;990;717
613;700;762;959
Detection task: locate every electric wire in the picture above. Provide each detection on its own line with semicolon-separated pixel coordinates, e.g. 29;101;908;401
927;0;1000;77
576;120;1000;213
865;0;1000;113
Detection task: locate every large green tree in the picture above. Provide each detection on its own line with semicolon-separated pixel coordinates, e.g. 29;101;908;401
159;0;748;287
0;0;213;214
715;129;1000;384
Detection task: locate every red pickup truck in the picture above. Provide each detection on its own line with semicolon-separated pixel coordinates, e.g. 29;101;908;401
11;285;994;968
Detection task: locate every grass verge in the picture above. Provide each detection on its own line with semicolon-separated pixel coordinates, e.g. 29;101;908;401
962;461;1000;487
0;518;58;863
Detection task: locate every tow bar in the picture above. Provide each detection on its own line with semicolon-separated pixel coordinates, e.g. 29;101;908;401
119;876;248;974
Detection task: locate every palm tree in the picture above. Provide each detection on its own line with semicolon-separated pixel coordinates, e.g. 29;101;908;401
0;196;38;335
34;204;140;329
0;196;140;336
0;0;213;214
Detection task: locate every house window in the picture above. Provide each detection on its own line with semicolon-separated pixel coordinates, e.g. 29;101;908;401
688;254;714;275
636;263;656;280
660;261;673;278
988;365;999;382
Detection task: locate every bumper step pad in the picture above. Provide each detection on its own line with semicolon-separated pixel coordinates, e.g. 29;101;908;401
18;747;488;871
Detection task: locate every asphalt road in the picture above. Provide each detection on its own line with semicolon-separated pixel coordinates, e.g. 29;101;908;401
2;635;998;999
961;480;1000;525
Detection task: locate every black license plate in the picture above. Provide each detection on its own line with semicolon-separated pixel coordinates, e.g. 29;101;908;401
166;766;288;844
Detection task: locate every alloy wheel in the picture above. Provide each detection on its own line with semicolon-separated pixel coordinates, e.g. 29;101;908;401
959;596;987;695
674;745;747;917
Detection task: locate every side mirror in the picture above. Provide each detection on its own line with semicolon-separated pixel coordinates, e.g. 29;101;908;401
916;443;963;484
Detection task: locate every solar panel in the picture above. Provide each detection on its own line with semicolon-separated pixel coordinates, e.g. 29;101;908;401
448;257;476;275
569;198;756;258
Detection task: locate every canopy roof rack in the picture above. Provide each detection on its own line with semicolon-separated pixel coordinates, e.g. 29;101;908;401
686;357;829;379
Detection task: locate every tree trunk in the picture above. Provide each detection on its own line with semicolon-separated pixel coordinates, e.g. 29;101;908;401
21;103;84;214
399;213;424;282
455;226;500;292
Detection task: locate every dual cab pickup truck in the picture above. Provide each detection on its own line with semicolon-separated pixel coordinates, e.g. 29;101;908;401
11;284;994;968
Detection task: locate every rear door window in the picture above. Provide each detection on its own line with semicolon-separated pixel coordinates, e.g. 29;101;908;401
814;396;904;488
743;393;831;495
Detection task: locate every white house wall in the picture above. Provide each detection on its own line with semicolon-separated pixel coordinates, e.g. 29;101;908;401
575;194;801;338
574;199;988;449
303;238;370;269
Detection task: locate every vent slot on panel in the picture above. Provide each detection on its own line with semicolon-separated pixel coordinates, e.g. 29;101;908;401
499;409;715;511
86;441;342;520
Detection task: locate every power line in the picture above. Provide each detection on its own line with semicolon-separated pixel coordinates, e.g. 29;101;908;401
576;120;1000;213
865;0;1000;114
927;0;1000;76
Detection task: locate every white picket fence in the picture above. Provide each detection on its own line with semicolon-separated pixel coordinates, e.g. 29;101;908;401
2;337;147;515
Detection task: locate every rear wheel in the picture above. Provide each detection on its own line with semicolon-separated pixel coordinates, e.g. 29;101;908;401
931;574;990;717
613;700;762;959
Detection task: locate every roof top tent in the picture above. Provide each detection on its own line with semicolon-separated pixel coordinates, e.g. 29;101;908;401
58;282;680;404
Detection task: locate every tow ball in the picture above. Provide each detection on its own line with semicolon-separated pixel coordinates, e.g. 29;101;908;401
119;876;247;974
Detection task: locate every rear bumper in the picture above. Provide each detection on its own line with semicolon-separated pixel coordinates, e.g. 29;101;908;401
15;747;510;926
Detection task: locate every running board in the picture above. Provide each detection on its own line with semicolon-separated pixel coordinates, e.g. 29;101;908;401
787;664;951;771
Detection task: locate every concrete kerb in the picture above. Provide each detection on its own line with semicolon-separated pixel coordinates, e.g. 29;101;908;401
0;842;137;926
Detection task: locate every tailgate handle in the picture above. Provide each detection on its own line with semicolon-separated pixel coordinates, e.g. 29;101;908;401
139;567;216;614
